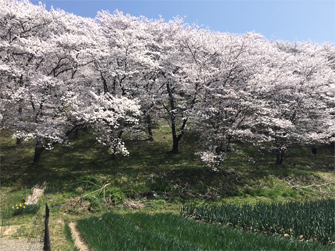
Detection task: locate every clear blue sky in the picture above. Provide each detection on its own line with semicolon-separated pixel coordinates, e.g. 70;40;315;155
30;0;335;44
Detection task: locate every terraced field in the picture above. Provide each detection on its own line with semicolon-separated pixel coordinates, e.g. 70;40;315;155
71;212;333;251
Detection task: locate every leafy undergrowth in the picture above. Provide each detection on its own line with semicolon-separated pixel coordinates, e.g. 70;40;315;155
77;212;333;251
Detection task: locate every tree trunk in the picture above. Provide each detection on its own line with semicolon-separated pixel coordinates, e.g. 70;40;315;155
276;150;285;165
33;142;45;165
171;129;179;154
226;135;232;152
146;115;154;141
165;82;188;154
73;128;79;140
16;138;22;146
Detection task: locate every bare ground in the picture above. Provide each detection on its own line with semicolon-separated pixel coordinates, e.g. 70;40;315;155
0;237;43;251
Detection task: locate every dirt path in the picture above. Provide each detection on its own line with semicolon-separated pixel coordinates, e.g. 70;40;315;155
0;237;43;251
69;222;92;251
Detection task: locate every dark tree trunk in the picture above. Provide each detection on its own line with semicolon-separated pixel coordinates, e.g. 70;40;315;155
73;128;79;140
146;115;153;141
171;123;179;154
16;138;22;146
276;150;285;165
226;135;232;152
33;142;45;165
165;82;187;154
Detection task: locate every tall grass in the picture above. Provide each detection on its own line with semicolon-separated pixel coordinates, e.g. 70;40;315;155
181;199;335;244
102;212;201;251
76;216;147;251
125;213;333;251
0;207;11;236
64;223;79;251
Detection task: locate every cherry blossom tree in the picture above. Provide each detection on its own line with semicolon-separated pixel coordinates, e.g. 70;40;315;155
144;18;230;154
193;32;273;167
0;0;141;164
91;10;162;146
251;41;335;164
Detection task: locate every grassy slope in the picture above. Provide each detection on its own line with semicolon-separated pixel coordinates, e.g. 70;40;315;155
0;126;334;250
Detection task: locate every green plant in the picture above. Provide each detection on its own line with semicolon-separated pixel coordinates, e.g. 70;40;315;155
11;203;40;216
105;187;126;205
77;216;147;251
126;213;332;250
0;207;11;236
145;199;167;209
86;196;105;213
12;178;26;191
181;199;335;244
102;212;201;250
50;203;62;213
64;223;79;251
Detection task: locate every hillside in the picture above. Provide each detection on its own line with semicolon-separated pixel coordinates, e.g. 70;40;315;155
0;127;334;250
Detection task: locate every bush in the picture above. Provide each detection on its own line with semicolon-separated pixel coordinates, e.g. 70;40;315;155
86;196;105;213
105;187;126;205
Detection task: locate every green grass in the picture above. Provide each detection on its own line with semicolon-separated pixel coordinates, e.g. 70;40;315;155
76;216;147;251
0;126;334;249
0;207;11;236
1;127;333;204
102;212;201;250
64;223;79;251
181;200;335;244
125;213;333;251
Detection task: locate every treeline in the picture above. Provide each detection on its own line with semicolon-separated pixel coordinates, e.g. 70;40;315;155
0;0;334;166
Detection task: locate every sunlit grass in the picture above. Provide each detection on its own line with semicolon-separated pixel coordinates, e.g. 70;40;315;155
125;213;332;250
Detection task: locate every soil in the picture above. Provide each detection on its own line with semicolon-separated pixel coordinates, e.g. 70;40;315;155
61;197;91;213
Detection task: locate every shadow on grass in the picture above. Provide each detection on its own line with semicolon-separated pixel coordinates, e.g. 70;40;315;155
0;128;334;202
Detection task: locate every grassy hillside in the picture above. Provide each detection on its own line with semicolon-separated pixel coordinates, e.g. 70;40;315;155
0;126;334;250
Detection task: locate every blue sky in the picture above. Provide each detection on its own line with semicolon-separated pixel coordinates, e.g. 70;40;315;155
30;0;335;44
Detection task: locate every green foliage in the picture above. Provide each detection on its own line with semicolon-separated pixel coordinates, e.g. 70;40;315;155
149;178;171;193
11;203;40;216
77;175;103;186
64;223;79;251
11;178;26;191
181;199;335;244
105;187;126;205
245;188;299;199
102;212;201;250
144;199;167;210
76;216;147;251
85;196;105;213
0;207;11;236
49;203;62;213
125;213;332;250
